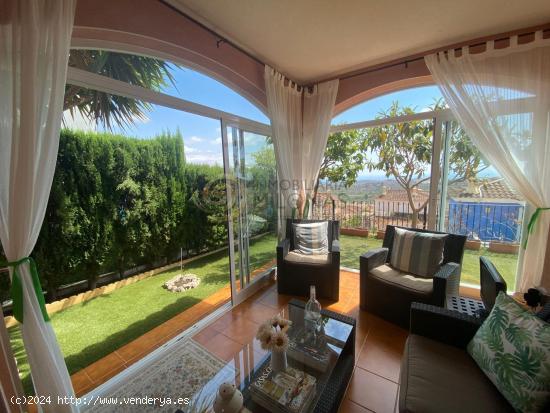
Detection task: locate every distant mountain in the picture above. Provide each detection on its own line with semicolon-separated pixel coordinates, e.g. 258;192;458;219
318;176;430;201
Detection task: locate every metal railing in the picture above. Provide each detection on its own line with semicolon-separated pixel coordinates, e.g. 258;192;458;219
311;198;427;230
311;197;524;243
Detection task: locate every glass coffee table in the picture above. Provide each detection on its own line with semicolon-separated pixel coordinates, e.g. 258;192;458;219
188;299;356;413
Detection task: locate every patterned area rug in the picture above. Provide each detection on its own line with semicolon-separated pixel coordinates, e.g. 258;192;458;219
89;338;236;413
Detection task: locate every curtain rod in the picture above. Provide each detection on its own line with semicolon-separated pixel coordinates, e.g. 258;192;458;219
318;25;550;85
158;0;265;67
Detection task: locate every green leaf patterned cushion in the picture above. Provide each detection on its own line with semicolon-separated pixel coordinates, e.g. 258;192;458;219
467;292;550;412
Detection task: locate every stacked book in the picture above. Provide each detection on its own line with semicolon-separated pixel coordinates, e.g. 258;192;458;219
250;366;317;413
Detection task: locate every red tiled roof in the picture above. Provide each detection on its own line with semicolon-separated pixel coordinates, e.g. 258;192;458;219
375;189;428;203
449;178;523;201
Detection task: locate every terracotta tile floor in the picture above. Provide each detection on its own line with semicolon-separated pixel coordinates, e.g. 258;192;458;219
71;269;481;412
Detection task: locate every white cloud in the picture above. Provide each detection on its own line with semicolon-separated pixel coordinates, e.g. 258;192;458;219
213;135;232;145
189;136;204;143
62;110;97;132
184;145;197;153
186;152;224;166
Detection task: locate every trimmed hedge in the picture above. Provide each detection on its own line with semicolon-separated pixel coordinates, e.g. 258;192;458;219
1;129;227;300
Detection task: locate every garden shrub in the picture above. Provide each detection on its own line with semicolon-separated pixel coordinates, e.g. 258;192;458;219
1;129;228;302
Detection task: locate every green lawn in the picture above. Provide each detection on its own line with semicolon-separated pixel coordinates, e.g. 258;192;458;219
10;234;277;394
339;234;518;287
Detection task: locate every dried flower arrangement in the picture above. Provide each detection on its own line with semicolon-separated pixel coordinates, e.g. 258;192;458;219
255;315;292;352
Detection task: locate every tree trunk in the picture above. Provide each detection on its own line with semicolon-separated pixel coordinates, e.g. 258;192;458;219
88;276;98;291
411;210;418;228
311;177;321;211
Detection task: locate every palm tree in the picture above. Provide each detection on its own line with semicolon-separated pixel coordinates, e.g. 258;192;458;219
64;50;177;130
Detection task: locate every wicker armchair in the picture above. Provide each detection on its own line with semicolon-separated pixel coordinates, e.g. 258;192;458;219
277;219;340;301
360;225;466;327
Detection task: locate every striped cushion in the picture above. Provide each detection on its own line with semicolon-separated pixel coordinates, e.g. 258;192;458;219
292;222;329;255
390;228;447;278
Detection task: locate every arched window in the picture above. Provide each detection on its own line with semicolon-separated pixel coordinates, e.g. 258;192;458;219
332;85;443;124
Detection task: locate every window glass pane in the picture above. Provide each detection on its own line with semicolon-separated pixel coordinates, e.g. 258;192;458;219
332;85;443;124
68;48;269;124
226;127;277;294
314;110;435;270
439;120;524;289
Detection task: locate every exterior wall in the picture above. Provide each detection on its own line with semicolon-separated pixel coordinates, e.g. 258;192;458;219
72;0;267;113
334;62;433;116
374;199;428;217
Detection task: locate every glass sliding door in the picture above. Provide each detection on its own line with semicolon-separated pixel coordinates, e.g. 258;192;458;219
436;119;526;289
222;122;277;304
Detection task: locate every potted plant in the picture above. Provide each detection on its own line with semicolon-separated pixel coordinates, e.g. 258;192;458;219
465;233;481;250
341;228;369;237
488;240;520;254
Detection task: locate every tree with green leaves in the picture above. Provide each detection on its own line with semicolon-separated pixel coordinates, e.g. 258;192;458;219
447;120;489;182
313;129;367;205
249;146;278;230
31;129;192;294
363;101;488;227
363;102;432;227
64;50;176;129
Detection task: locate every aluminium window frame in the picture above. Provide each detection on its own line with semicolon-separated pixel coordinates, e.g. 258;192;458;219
330;108;525;292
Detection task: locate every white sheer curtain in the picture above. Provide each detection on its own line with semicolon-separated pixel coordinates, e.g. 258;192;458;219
265;67;303;238
425;31;550;292
302;80;339;201
0;1;78;411
264;66;338;238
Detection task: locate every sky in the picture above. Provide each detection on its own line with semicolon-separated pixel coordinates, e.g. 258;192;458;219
67;64;502;181
68;64;447;172
87;66;272;166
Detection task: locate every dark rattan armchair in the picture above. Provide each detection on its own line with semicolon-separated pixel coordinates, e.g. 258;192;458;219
277;219;340;301
360;225;467;327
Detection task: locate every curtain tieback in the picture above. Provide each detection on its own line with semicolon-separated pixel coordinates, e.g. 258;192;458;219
1;257;50;323
523;207;550;249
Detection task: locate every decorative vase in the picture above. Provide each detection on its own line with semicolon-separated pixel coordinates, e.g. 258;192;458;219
270;350;288;373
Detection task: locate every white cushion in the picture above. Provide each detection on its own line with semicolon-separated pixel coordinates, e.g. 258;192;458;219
292;221;329;255
284;251;330;265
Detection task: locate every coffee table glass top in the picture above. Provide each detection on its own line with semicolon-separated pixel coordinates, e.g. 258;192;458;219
188;300;354;413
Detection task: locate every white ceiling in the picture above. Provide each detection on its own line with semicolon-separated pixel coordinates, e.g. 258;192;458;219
167;0;550;83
